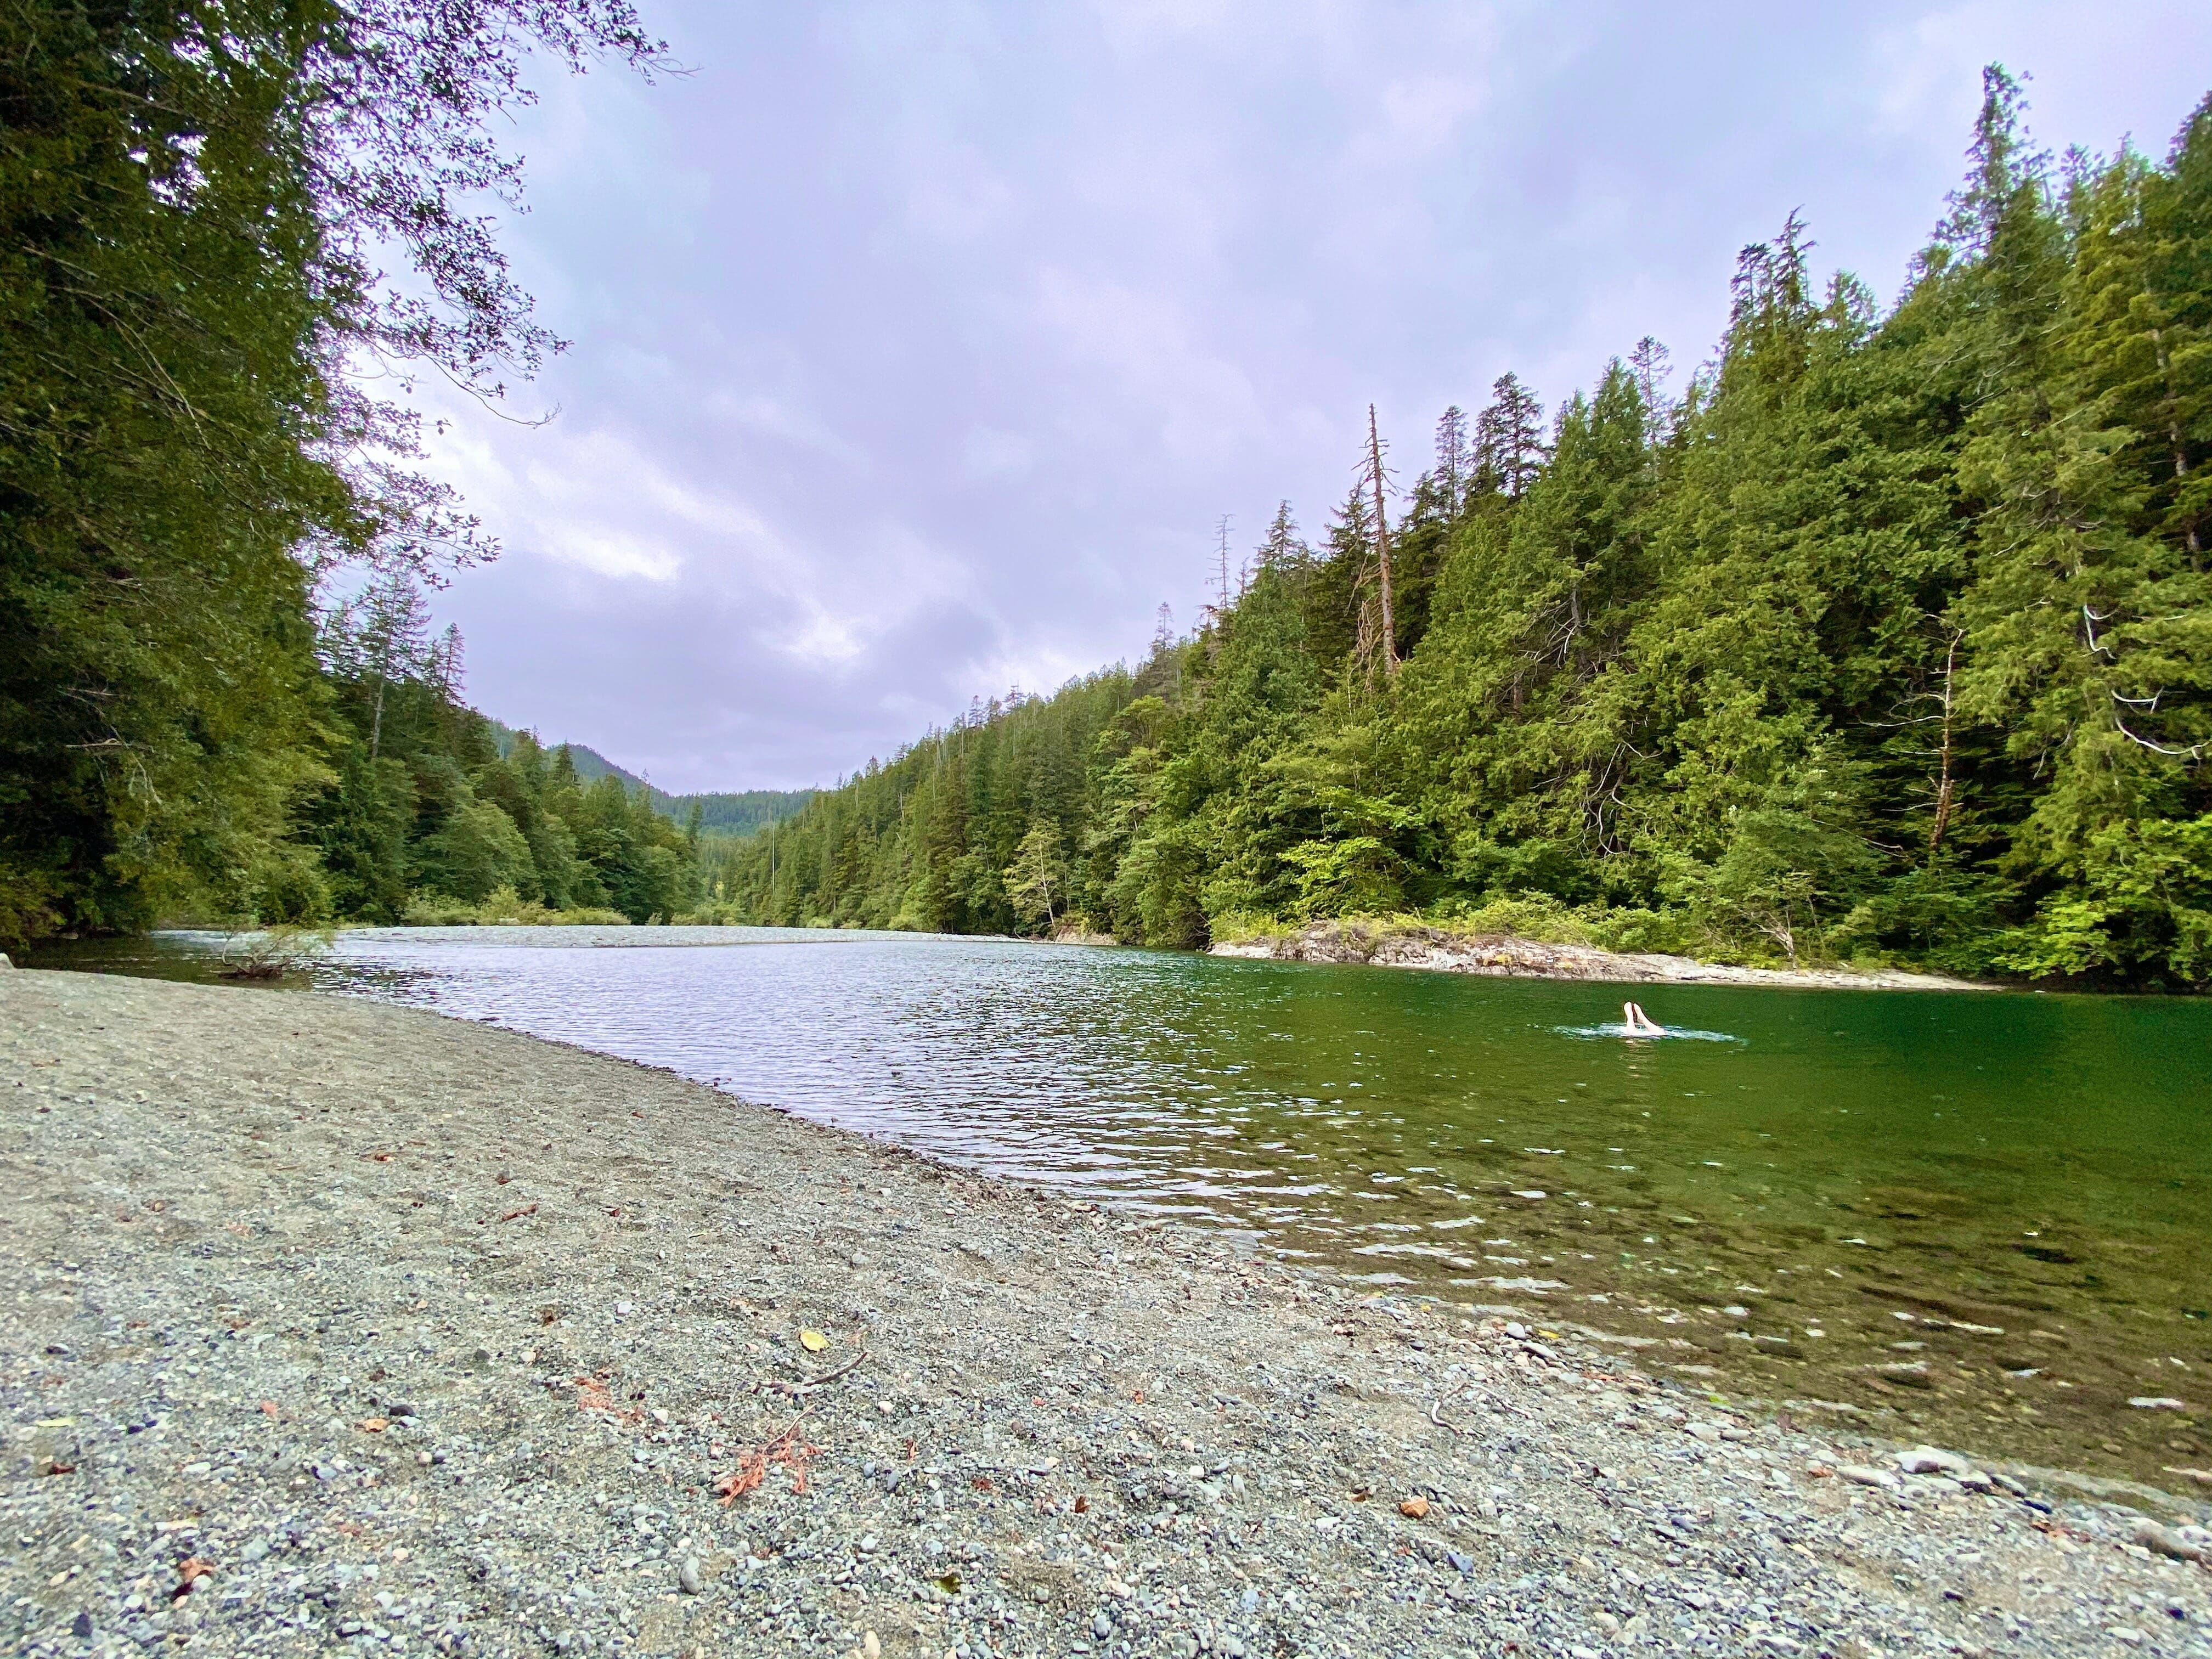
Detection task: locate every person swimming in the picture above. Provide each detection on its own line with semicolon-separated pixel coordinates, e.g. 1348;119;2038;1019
1621;1001;1666;1037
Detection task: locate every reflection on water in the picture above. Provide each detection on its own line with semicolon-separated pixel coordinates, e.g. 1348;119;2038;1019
29;924;2212;1483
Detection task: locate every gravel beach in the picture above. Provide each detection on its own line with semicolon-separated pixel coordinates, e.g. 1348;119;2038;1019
1209;922;1988;991
4;967;2207;1659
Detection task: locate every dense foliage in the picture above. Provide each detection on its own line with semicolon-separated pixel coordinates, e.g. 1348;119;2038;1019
0;0;659;942
302;574;706;923
716;75;2212;987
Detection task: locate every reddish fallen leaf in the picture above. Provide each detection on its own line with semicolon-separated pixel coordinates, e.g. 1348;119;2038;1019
1131;1390;1144;1403
495;1173;512;1185
44;1460;75;1476
714;1416;818;1504
499;1203;538;1222
1073;1495;1090;1514
606;1206;623;1218
369;1153;392;1163
359;1417;388;1433
1400;1497;1430;1519
573;1375;642;1425
972;1475;995;1493
173;1558;214;1598
258;1401;280;1418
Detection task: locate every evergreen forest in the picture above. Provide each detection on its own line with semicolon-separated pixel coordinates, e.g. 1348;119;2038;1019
709;74;2212;989
0;0;731;937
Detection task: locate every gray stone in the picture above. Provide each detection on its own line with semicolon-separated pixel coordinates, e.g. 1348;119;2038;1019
1895;1446;1974;1478
2132;1520;2208;1564
676;1555;703;1594
1835;1464;1900;1491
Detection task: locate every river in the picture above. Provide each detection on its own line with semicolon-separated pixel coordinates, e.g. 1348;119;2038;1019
27;923;2212;1487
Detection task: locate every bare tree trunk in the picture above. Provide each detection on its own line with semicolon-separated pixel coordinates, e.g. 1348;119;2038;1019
2151;324;2202;562
1367;405;1400;679
1929;627;1961;857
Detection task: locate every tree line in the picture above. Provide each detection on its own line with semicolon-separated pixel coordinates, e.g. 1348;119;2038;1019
302;574;708;924
714;73;2212;988
0;0;669;942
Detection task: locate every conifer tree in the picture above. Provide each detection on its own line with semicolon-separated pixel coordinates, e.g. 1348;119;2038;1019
1476;374;1549;499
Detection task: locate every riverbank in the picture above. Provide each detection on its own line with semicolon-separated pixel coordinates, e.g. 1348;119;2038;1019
1210;919;1993;992
4;971;2203;1659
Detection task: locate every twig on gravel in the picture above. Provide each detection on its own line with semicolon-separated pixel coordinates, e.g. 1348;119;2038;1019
1476;1386;1536;1422
1428;1400;1466;1436
766;1347;870;1398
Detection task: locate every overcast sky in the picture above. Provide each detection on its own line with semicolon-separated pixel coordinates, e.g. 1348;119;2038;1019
414;1;2212;793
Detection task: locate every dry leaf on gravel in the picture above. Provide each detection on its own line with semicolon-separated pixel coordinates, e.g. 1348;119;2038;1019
574;1375;644;1425
799;1327;830;1352
714;1414;817;1503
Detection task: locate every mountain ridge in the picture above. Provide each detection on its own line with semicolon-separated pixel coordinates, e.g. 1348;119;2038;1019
486;718;814;837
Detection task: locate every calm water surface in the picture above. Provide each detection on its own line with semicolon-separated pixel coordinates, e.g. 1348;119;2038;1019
32;925;2212;1482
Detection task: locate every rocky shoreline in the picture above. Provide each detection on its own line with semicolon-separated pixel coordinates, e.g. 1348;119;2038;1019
1209;921;1993;993
5;968;2203;1659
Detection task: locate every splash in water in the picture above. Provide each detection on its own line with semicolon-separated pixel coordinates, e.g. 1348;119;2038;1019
1552;1020;1744;1043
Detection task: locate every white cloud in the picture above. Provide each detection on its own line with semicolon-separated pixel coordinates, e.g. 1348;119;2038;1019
1032;268;1269;466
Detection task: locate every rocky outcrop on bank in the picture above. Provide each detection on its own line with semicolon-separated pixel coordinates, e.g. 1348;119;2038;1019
4;970;2199;1659
1210;921;1993;992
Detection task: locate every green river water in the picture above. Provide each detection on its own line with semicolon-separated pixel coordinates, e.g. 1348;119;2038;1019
27;925;2212;1487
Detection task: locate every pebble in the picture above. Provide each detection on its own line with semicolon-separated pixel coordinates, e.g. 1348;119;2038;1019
1896;1446;1976;1477
2134;1520;2210;1564
1836;1463;1901;1490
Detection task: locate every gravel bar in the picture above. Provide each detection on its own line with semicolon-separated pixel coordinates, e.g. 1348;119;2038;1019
4;968;2208;1658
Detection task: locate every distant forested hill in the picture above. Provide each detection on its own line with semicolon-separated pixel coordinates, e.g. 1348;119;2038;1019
487;721;814;835
677;790;817;834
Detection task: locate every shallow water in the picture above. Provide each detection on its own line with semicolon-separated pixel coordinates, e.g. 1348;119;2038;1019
30;924;2212;1483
